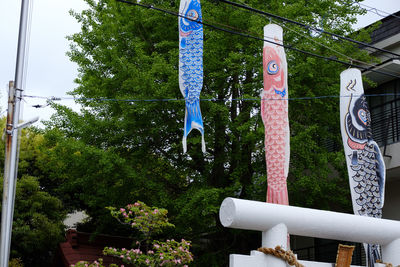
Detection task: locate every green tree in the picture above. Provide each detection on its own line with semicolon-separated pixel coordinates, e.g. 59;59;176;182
44;0;377;265
4;175;66;266
0;118;67;266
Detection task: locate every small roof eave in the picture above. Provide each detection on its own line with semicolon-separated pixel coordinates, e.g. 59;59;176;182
363;59;400;87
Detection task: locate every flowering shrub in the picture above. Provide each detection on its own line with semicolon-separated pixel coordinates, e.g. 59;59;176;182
103;238;192;266
72;258;118;267
107;201;174;240
70;201;193;267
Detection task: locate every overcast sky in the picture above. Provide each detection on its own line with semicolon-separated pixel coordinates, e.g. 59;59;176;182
0;0;399;127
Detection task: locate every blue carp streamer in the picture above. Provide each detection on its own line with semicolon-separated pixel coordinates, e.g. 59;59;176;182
179;0;205;153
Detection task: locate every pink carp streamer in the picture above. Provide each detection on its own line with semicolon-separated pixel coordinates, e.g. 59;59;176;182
261;24;290;206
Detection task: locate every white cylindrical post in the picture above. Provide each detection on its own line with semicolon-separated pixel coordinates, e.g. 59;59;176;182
262;224;288;267
382;239;400;264
220;197;400;246
262;223;287;249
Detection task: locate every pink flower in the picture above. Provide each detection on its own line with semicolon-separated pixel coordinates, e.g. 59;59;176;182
120;208;125;212
134;202;140;206
145;259;150;264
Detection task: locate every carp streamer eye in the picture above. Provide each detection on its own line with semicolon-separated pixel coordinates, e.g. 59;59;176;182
358;109;368;125
267;60;279;75
187;9;199;20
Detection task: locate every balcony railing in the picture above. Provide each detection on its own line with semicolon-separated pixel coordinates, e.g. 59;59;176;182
293;240;365;265
370;98;400;147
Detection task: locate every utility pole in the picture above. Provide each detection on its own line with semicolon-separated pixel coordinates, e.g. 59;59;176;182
0;1;32;266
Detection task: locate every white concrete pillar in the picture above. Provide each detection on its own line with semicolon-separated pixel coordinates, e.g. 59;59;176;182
262;223;288;267
219;197;400;245
382;238;400;265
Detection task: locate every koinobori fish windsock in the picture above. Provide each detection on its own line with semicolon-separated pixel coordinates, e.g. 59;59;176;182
179;0;205;153
261;24;290;205
340;68;386;267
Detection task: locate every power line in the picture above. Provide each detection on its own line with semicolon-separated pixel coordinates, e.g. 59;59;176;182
271;21;397;75
114;0;400;79
217;0;400;58
223;0;394;61
23;93;400;106
192;0;391;73
352;1;400;20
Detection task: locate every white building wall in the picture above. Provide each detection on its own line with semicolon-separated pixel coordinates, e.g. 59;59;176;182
381;142;400;220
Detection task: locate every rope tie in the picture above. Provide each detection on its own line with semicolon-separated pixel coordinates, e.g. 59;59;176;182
257;246;304;267
376;259;400;267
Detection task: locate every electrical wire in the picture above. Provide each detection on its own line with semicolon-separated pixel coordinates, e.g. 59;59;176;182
115;0;400;79
217;0;400;58
337;0;400;60
223;0;395;62
191;0;390;74
272;21;399;76
23;93;400;106
352;1;400;20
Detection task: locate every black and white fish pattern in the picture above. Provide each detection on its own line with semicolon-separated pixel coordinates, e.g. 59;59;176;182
340;69;386;267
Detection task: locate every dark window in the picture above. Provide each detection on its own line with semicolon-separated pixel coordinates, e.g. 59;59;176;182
367;79;400;146
292;238;365;265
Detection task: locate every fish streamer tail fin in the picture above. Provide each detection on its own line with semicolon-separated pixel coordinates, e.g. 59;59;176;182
267;184;289;205
182;99;205;153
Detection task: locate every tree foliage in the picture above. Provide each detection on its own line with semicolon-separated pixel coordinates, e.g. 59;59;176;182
42;0;378;265
4;175;66;266
0;122;66;266
0;118;67;266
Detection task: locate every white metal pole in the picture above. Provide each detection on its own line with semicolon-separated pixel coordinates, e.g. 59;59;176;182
0;1;31;266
